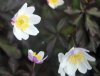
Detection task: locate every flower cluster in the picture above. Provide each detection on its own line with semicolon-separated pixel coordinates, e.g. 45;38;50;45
58;47;95;76
10;2;96;75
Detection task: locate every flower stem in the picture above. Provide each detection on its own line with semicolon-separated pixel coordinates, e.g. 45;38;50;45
30;63;35;76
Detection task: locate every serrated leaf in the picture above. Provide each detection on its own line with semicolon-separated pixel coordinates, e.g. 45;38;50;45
0;38;21;59
64;7;81;15
87;7;100;17
86;15;100;36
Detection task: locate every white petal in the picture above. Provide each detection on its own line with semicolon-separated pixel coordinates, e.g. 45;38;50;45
24;25;39;36
48;4;57;9
18;3;27;15
38;51;44;59
58;67;65;76
29;14;41;25
64;62;77;75
84;52;96;61
28;49;33;53
58;0;64;6
60;59;67;68
77;63;87;74
26;6;35;14
58;53;64;62
84;60;92;70
75;48;89;52
13;26;29;40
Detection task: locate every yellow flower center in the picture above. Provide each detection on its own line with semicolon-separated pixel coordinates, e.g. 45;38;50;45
48;0;59;5
16;15;29;31
68;52;84;64
33;52;42;60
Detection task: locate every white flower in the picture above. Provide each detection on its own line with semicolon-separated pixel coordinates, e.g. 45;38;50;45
58;47;95;76
47;0;64;9
11;3;41;40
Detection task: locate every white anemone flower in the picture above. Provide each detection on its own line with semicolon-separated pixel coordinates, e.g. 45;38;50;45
47;0;64;9
11;3;41;40
58;47;95;76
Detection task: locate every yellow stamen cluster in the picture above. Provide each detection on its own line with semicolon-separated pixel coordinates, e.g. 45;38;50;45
68;52;84;64
16;15;29;31
33;52;42;60
48;0;59;5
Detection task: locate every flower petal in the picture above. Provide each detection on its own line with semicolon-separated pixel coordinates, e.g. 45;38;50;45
58;53;64;62
58;67;65;76
24;25;39;36
28;49;34;62
64;62;77;75
84;52;96;61
77;63;87;74
29;14;41;25
13;26;29;40
58;0;64;6
38;51;44;59
18;3;27;15
84;60;92;70
26;6;35;14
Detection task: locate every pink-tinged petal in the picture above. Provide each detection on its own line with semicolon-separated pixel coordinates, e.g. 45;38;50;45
36;55;48;64
28;49;34;62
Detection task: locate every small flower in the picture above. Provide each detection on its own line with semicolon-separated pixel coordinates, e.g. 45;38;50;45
58;47;95;76
47;0;64;9
11;3;41;40
28;49;48;64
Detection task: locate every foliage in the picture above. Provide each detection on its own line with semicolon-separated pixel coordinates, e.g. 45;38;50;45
0;0;100;76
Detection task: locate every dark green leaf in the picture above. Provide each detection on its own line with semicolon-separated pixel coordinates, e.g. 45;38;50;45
8;58;19;73
86;15;100;36
74;14;83;25
0;38;21;59
87;8;100;17
57;18;68;31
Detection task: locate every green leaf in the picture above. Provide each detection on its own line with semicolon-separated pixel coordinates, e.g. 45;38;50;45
72;0;80;9
46;37;56;55
64;7;81;15
74;14;83;25
0;38;21;59
87;7;100;17
57;18;68;31
8;58;19;73
76;27;89;47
